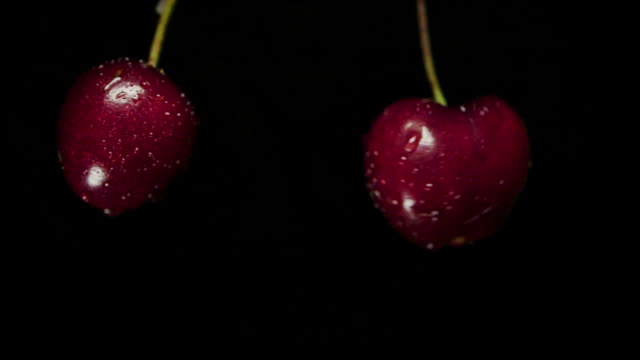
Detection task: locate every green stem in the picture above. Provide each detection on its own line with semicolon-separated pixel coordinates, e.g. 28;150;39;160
417;0;447;106
148;0;179;68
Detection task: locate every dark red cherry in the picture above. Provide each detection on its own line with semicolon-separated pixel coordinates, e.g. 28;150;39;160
58;58;197;216
364;96;530;250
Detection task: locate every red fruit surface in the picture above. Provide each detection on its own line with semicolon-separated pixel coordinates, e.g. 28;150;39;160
58;58;197;216
364;96;530;250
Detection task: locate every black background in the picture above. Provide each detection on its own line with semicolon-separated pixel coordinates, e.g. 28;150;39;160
5;0;608;346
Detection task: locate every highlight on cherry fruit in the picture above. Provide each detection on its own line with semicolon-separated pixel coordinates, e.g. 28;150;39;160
364;0;531;250
57;0;198;216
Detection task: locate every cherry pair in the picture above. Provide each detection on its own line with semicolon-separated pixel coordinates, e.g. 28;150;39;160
58;0;530;251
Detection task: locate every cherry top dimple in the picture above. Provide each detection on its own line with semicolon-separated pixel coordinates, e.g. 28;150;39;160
57;58;198;216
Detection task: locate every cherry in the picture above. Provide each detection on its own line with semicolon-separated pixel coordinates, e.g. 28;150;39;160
58;58;197;216
364;0;530;250
365;97;529;250
57;0;196;216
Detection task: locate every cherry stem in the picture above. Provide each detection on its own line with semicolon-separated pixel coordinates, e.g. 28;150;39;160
416;0;447;106
148;0;179;68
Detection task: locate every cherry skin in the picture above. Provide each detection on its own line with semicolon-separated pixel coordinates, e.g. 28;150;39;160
364;96;530;250
58;58;197;216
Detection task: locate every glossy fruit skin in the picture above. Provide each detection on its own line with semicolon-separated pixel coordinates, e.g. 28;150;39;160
364;96;530;250
58;58;197;216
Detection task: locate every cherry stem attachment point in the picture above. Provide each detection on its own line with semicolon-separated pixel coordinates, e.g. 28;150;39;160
417;0;447;106
148;0;178;68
